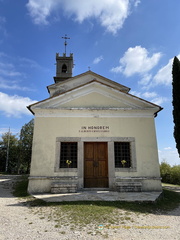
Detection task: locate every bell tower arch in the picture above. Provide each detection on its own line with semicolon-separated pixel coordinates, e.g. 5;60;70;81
54;35;74;83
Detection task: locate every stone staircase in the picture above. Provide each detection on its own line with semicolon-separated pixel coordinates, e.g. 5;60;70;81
115;181;142;192
51;182;77;193
51;177;78;193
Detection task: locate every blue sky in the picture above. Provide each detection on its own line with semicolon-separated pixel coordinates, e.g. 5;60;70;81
0;0;179;166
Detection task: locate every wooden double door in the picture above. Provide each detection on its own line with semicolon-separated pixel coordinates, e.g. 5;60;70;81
84;142;108;188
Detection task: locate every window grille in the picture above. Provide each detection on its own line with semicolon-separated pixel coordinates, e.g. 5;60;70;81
114;142;131;168
60;142;77;168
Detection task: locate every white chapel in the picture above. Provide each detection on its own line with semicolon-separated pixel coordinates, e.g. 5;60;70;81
28;45;162;194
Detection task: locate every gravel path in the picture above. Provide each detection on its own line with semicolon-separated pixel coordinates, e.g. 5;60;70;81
0;176;179;240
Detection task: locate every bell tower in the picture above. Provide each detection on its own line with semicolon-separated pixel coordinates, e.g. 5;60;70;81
54;35;74;83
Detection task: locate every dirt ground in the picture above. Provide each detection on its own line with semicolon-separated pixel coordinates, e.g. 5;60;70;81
0;175;179;240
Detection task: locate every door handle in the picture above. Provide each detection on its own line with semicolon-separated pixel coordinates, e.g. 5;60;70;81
93;161;99;167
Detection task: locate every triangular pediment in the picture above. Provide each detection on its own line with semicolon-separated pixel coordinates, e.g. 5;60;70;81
47;71;130;97
29;80;161;116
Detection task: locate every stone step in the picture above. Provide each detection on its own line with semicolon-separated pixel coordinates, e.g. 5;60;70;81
116;182;142;186
115;182;142;192
51;182;77;194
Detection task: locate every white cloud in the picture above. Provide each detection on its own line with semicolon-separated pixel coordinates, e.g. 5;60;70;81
26;0;56;25
0;92;37;117
130;91;157;99
111;48;180;89
0;16;6;23
0;53;40;91
111;46;162;76
93;55;104;64
0;16;7;37
0;16;6;29
0;78;32;91
153;58;173;86
164;147;172;150
130;90;168;105
0;53;42;71
158;148;179;166
0;62;22;77
129;90;141;98
134;0;141;7
0;55;27;91
0;53;23;78
19;57;42;69
142;91;157;98
150;96;168;106
152;54;180;87
26;0;140;34
138;74;152;85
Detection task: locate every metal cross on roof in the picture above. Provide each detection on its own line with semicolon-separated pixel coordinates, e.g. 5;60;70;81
62;34;70;55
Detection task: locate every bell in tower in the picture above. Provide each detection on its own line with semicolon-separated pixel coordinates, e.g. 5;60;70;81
54;35;74;83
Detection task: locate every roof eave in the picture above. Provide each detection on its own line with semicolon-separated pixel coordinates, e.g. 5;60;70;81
154;106;163;117
27;105;35;115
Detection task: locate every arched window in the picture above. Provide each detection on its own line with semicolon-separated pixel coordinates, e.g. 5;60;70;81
62;64;67;73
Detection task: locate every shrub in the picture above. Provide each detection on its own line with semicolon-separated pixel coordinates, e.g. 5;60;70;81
160;161;180;185
170;165;180;185
160;161;171;183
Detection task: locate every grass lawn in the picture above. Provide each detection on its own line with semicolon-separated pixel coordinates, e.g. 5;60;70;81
162;182;180;187
12;176;180;229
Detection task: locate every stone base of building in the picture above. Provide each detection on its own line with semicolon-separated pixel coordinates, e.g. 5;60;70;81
115;181;142;192
28;176;162;194
51;182;77;193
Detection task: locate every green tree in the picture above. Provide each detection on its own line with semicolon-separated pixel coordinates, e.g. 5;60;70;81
172;56;180;157
160;161;171;183
18;119;34;173
0;140;7;172
0;132;19;173
170;165;180;185
160;161;180;185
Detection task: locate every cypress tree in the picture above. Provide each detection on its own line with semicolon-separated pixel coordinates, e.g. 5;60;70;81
172;56;180;156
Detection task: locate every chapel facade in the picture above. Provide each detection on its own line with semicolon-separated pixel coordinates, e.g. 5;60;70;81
28;49;162;194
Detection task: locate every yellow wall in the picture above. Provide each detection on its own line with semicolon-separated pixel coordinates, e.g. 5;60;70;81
30;115;160;177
